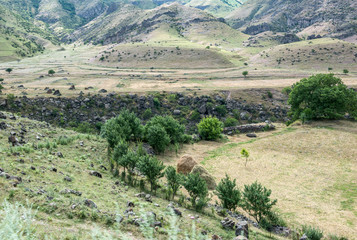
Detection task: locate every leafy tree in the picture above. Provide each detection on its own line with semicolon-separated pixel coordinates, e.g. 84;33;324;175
145;124;170;154
197;116;223;140
101;110;143;153
288;74;357;121
138;155;165;192
241;148;249;167
183;173;208;209
48;69;55;76
165;166;182;199
242;71;248;78
215;174;241;211
241;181;277;223
343;69;349;74
5;68;12;74
145;115;186;144
112;140;129;172
216;105;227;117
0;84;3;93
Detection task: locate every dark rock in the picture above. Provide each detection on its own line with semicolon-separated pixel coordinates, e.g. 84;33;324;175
235;221;249;238
64;176;72;182
246;133;257;138
173;109;181;115
211;235;222;240
153;221;162;227
56;152;64;158
69;85;75;90
0;112;6;119
89;171;102;178
127;201;135;207
0;122;7;130
221;217;235;230
99;89;107;93
30;166;36;170
9;115;16;120
61;189;82;196
84;199;97;208
53;90;61;96
145;194;152;202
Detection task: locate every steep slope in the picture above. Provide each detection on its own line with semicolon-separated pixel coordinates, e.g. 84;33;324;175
0;5;57;62
226;0;357;40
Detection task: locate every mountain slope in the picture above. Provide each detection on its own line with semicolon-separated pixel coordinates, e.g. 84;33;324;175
226;0;357;40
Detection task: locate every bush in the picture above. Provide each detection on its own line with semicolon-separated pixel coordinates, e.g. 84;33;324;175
216;105;227;117
145;115;186;144
113;140;129;172
142;108;152;120
224;117;239;127
288;74;357;121
138;155;165;192
165;166;182;199
242;71;248;77
343;69;349;74
145;124;170;154
302;225;323;240
282;86;292;96
241;181;277;223
197;116;223;140
215;174;241;211
48;69;55;75
183;173;208;210
190;110;201;121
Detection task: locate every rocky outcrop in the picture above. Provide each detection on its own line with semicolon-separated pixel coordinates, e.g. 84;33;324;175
191;165;216;190
177;155;197;174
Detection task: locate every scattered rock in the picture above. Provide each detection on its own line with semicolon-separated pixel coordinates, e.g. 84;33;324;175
0;112;6;119
173;109;181;115
61;189;82;196
299;234;308;240
235;221;249;238
221;217;235;230
56;152;64;158
211;235;222;240
127;201;135;207
246;133;257;138
0;122;7;130
99;89;107;93
177;155;197;174
145;194;152;203
64;176;72;182
69;85;75;90
53;90;61;96
84;199;97;208
89;171;102;178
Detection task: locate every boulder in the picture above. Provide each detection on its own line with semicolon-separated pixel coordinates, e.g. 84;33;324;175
190;165;216;190
177;155;197;174
235;221;249;238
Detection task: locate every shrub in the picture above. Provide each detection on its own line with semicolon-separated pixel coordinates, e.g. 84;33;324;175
216;105;227;117
241;181;277;223
302;225;323;240
165;166;182;199
183;173;208;210
242;71;248;77
241;148;249;166
190;110;201;121
282;86;292;96
343;69;349;74
48;69;55;76
138;155;165;192
224;117;239;127
267;91;273;98
145;124;170;154
5;68;12;74
288;74;357;121
197;116;223;140
142;108;152;120
145;115;186;144
215;174;241;211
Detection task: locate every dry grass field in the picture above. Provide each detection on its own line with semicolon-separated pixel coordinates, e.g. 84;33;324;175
160;121;357;239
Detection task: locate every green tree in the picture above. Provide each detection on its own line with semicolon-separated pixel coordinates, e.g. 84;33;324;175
138;155;165;192
197;116;223;140
145;124;170;154
5;68;12;74
145;115;186;144
343;69;349;74
288;74;357;121
241;148;249;167
215;174;241;211
112;140;129;173
242;71;248;78
224;117;239;127
165;166;182;199
241;181;277;223
101;110;143;153
0;84;3;93
48;69;55;76
183;173;208;209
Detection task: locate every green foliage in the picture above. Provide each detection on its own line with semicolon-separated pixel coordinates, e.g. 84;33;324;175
241;148;249;166
0;200;36;239
343;69;349;74
242;71;248;77
145;115;186;145
241;181;277;223
48;69;55;75
113;140;129;171
302;225;323;240
288;74;357;121
183;173;208;210
267;91;273;98
145;124;170;154
0;84;3;93
5;68;12;74
138;155;165;192
165;166;182;199
259;211;286;231
197;116;223;140
6;94;16;108
282;86;292;96
215;174;241;211
142;108;152;120
224;117;239;127
216;105;227;117
101;110;143;150
190;110;201;121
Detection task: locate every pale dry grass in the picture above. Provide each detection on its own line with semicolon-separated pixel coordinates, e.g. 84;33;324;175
164;121;357;238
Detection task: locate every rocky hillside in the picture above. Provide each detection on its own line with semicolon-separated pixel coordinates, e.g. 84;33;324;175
226;0;357;41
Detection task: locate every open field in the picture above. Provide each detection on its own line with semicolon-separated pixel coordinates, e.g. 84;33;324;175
160;121;357;239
